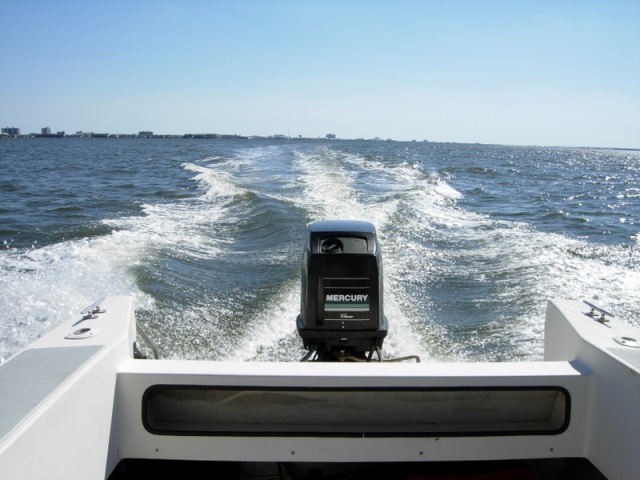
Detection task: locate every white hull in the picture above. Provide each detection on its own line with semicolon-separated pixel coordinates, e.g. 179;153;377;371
1;296;639;479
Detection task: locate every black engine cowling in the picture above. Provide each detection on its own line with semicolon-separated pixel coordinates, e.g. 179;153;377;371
296;220;388;361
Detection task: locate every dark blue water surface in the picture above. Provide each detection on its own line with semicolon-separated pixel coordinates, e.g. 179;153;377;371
1;138;638;363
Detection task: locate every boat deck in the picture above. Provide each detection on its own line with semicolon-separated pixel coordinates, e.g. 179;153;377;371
1;297;638;479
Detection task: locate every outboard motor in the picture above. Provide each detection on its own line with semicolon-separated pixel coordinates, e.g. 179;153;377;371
296;220;388;361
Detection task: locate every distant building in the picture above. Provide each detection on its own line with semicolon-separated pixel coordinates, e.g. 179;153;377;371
2;127;20;136
35;127;65;138
326;133;336;140
138;131;153;138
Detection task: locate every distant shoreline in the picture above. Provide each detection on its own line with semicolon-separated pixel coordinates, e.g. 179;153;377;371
1;133;414;142
1;131;342;141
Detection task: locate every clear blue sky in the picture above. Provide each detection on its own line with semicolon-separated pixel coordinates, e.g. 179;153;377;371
1;0;639;147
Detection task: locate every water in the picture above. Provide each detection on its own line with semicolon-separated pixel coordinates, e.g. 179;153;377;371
1;138;638;364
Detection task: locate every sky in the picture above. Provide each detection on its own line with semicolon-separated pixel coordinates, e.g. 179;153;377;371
1;0;639;148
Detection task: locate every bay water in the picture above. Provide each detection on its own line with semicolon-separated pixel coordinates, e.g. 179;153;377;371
1;138;638;363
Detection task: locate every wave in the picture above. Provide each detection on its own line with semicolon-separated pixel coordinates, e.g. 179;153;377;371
0;232;151;363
